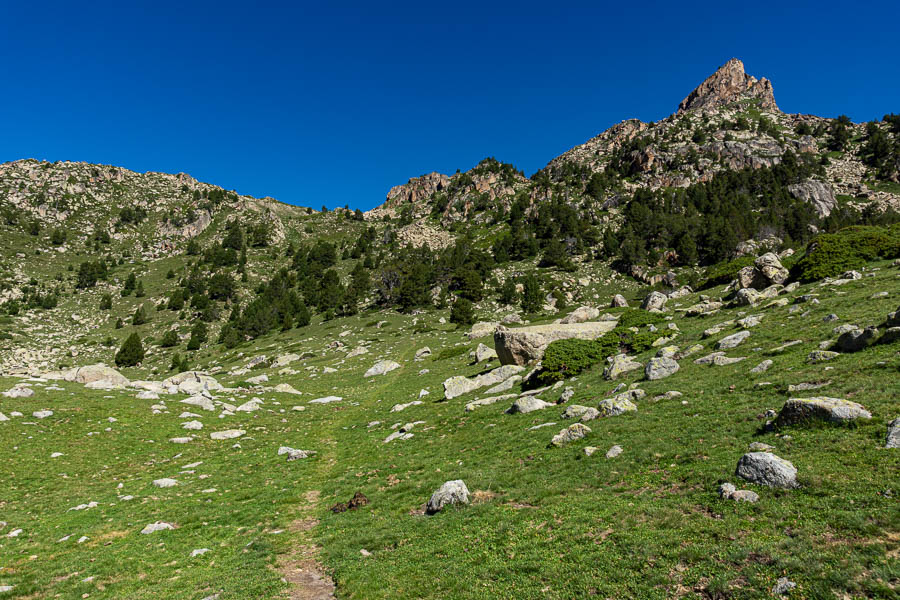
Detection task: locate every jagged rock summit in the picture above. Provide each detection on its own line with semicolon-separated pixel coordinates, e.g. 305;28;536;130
677;58;777;114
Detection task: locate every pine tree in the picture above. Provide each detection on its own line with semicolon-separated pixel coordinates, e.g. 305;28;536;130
160;329;179;348
131;305;147;326
520;275;543;314
115;332;144;367
449;297;475;326
186;321;208;350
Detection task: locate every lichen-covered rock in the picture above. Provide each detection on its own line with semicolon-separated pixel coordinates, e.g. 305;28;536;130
776;397;871;426
442;365;525;399
560;306;600;324
426;480;470;514
506;396;553;415
750;359;773;374
807;350;839;362
788;179;837;218
467;322;499;340
755;252;790;285
716;330;750;350
597;397;638;417
364;360;401;377
735;288;762;306
610;294;629;308
645;357;679;380
604;354;643;380
718;482;759;503
735;452;798;489
641;291;668;312
561;405;593;419
549;423;591;447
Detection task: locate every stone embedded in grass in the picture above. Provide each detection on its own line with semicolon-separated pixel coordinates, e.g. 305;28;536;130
364;360;401;377
716;330;750;350
835;326;878;352
605;445;623;459
3;385;34;398
210;429;245;440
786;381;831;393
748;442;774;452
391;400;423;413
886;418;900;448
190;548;210;557
273;383;302;395
561;405;593;419
182;396;215;411
153;478;178;488
776;397;871;426
750;359;773;373
645;357;679;380
414;347;432;360
425;480;470;515
169;437;193;444
597;397;637;418
583;446;599;456
182;420;203;430
771;577;797;596
604;354;643;380
236;399;262;412
140;522;175;534
245;374;268;385
506;396;554;415
641;291;668;312
32;410;53;419
472;343;498;363
807;350;838;363
561;305;600;324
735;452;798;489
549;423;591;447
464;394;516;412
718;483;759;503
277;446;316;461
309;396;342;404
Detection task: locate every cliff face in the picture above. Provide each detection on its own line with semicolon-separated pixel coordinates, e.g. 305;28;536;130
677;58;777;113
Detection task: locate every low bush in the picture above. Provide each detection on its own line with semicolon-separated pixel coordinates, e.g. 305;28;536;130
791;225;900;282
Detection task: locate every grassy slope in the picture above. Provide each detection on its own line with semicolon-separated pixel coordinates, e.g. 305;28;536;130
1;262;899;599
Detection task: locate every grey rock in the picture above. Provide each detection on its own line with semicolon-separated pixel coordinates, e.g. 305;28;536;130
426;480;469;514
560;306;600;324
641;291;668;312
604;354;643;380
210;429;245;440
364;360;401;377
506;396;554;415
140;522;175;534
788;179;837;217
886;418;900;448
494;321;617;366
645;357;679;380
750;359;773;374
605;445;623;459
776;397;871;425
549;423;591;447
610;294;629;308
597;397;638;417
735;452;798;489
807;350;839;362
771;577;797;595
835;326;878;352
716;330;750;350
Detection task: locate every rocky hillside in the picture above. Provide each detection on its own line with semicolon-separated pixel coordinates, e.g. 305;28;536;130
374;59;900;227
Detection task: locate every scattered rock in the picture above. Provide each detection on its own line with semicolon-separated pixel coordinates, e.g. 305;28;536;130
605;445;623;459
776;397;872;425
506;396;554;414
364;360;401;377
645;357;679;380
425;480;469;515
549;423;591;447
735;452;798;489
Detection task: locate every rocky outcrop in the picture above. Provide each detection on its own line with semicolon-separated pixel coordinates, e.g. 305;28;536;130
493;321;618;366
788;180;838;218
677;59;777;114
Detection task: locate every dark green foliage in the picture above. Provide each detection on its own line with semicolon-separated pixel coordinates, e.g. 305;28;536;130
539;239;576;271
616;308;666;330
217;323;243;349
166;269;176;279
169;352;189;372
167;289;185;311
76;260;107;289
449;298;475;326
701;256;755;289
114;332;144;367
208;273;235;301
540;338;609;382
791;225;900;282
451;268;483;302
160;329;178;348
134;280;145;297
828;115;852;151
520;274;542;314
186;321;208;350
99;293;112;310
234;269;306;341
185;239;201;256
608;154;822;268
118;206;148;226
49;228;67;245
121;272;136;297
114;317;124;329
497;279;517;306
131;305;148;326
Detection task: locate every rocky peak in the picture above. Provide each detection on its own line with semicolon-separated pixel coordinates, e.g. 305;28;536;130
677;58;777;114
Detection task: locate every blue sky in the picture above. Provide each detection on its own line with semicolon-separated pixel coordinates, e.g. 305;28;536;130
1;1;897;210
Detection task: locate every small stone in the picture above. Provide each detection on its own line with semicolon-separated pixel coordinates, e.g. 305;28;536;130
141;522;175;534
605;445;623;459
426;480;469;514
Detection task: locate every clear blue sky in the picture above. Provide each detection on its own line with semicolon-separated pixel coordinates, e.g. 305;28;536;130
1;1;897;210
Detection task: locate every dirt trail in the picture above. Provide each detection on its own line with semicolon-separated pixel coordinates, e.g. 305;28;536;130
278;489;336;599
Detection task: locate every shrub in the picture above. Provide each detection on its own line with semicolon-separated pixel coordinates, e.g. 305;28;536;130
540;338;609;382
160;330;178;348
616;308;666;330
99;294;112;310
791;225;900;282
520;275;542;314
132;305;148;326
450;298;475;326
701;256;755;289
187;321;208;350
115;332;144;367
